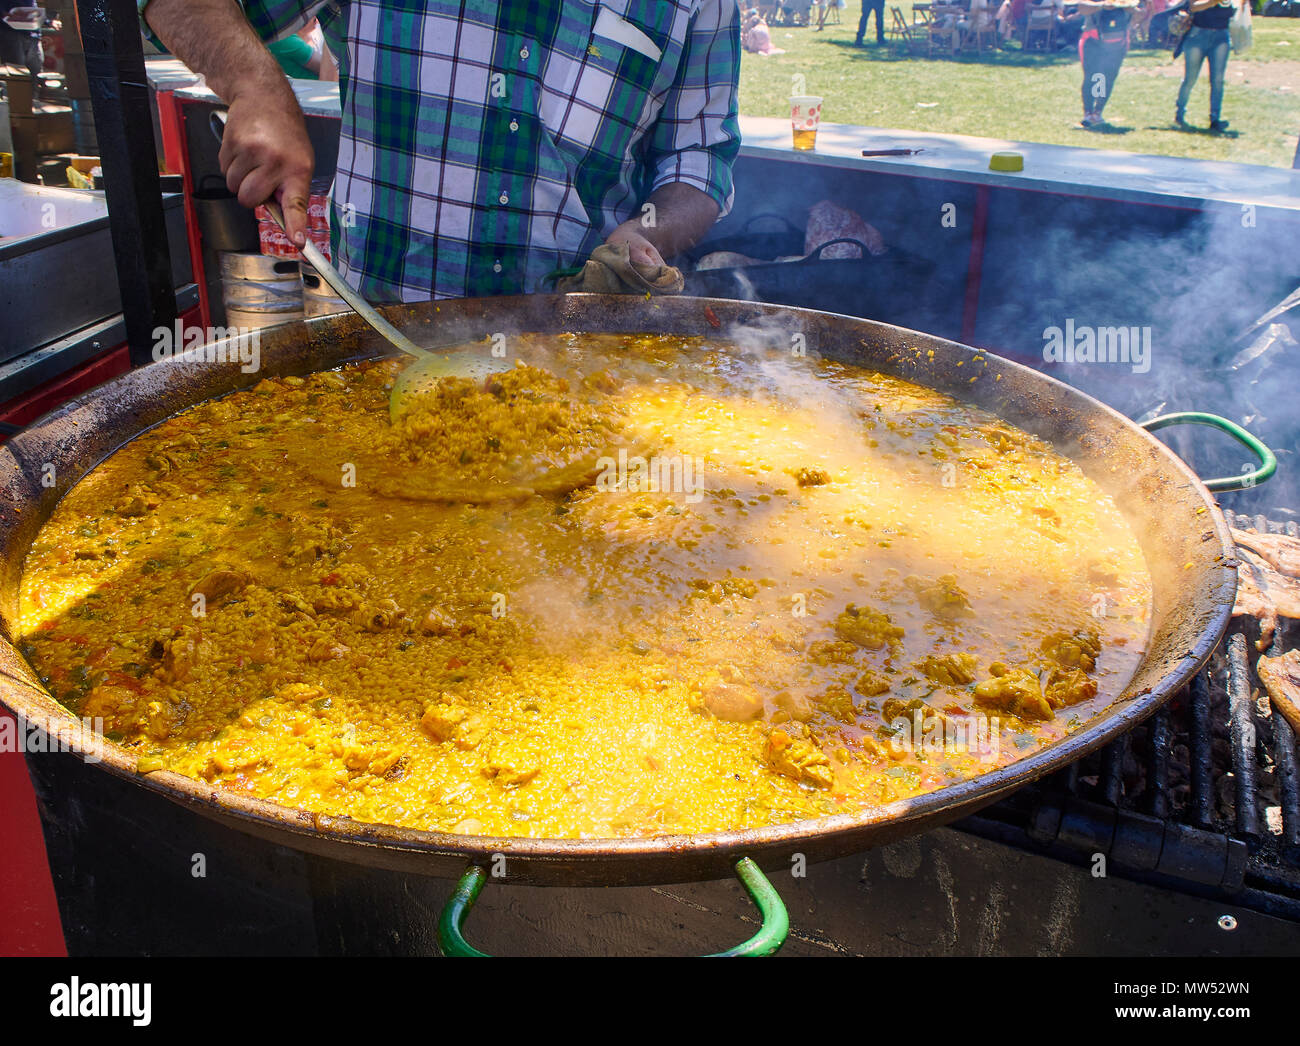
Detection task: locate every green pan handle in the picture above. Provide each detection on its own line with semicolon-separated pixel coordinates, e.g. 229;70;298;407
437;856;789;957
1141;412;1276;493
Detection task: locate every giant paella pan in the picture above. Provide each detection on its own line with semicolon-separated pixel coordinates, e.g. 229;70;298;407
0;295;1273;954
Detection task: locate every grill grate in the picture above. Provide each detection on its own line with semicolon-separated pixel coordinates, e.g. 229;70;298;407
957;510;1300;919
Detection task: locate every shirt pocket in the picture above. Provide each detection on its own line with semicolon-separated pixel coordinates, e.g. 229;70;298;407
540;0;678;163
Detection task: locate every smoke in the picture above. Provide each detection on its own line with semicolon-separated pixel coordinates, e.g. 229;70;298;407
982;202;1300;519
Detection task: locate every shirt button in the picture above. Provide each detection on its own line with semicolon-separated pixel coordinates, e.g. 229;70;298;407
519;45;529;59
509;119;519;132
493;260;503;273
498;191;509;205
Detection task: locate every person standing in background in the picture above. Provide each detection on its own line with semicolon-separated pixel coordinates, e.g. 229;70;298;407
0;4;43;79
855;0;886;44
1076;0;1133;129
1175;0;1235;132
957;0;994;43
265;17;326;79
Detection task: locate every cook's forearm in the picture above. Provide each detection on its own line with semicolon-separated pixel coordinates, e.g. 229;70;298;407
636;183;720;259
144;0;291;106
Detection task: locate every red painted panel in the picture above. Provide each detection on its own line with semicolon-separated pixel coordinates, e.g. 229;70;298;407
0;347;131;430
155;89;186;177
0;730;66;956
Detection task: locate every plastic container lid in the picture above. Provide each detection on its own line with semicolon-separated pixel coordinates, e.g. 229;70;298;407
989;152;1024;172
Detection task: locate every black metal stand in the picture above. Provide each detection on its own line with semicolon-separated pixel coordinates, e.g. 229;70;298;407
73;0;176;366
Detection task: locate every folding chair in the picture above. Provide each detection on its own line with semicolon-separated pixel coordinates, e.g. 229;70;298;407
927;6;962;55
1024;6;1056;50
818;0;843;25
889;6;921;50
962;22;998;52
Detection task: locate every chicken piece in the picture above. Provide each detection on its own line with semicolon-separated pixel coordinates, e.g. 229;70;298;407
1040;628;1101;672
456;714;490;751
918;652;978;686
113;488;155;517
143;451;180;477
881;695;934;726
278;591;317;619
773;690;815;723
856;669;891;697
306;637;350;662
419;608;457;636
80;684;139;724
247;632;276;664
160;633;200;684
833;604;904;650
1043;666;1098;709
368;749;405;779
350;598;404;632
313;588;361;614
482;739;542;787
189;568;249;604
143;434;200;476
766;729;834;789
905;574;973;620
973;665;1053;721
341;744;376;771
696;668;765;722
420;703;467;742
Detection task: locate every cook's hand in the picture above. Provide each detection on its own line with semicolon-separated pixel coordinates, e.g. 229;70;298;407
605;221;667;269
220;91;315;247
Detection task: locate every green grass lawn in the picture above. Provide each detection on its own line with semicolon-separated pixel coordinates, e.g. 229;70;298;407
739;7;1300;167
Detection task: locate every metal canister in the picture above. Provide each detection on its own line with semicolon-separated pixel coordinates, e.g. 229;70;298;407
300;266;349;318
219;251;304;329
70;99;97;154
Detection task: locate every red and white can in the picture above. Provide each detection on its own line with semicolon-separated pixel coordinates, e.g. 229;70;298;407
254;204;298;257
308;227;332;262
307;192;330;232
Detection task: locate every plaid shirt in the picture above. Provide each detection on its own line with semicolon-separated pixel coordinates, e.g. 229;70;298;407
180;1;741;302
